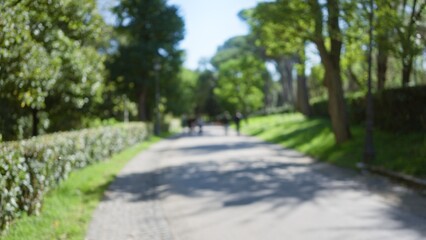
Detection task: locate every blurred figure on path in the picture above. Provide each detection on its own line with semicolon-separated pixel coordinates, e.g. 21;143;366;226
181;114;187;133
234;112;242;135
187;116;196;135
222;111;231;136
196;115;204;135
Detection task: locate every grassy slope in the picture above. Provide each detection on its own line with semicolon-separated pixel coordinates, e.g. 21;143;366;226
3;136;165;240
242;113;426;178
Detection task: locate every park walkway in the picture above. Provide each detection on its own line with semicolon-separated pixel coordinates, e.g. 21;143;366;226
86;126;426;240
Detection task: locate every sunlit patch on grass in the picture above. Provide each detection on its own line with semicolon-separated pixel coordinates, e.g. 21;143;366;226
242;113;426;178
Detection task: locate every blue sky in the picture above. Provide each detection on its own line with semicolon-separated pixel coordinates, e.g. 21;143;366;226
98;0;263;70
167;0;264;70
97;0;320;73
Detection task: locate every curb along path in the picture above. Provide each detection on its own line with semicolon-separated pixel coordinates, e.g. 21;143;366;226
86;126;426;240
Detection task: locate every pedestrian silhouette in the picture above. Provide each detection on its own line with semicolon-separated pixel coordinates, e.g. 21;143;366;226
222;112;231;136
196;115;203;135
234;112;242;135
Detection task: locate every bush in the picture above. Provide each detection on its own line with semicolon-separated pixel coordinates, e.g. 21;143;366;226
374;86;426;131
251;105;295;117
310;99;329;118
310;86;426;132
0;123;148;233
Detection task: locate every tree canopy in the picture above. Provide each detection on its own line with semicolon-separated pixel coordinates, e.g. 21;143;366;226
211;35;269;115
108;0;185;121
0;0;425;144
0;0;108;139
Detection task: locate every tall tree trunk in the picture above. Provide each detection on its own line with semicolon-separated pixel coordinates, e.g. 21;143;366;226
377;46;388;90
284;59;294;104
346;67;360;92
402;57;413;87
262;71;273;110
137;88;148;121
317;45;352;143
273;58;287;106
275;57;294;106
310;0;351;143
395;0;424;87
326;63;351;143
295;54;311;117
32;108;39;137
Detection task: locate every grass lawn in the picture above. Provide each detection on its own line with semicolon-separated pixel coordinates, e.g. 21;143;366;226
241;113;426;178
2;135;167;240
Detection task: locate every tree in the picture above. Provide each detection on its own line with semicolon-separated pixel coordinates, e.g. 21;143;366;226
165;68;197;115
214;56;265;115
340;1;368;92
30;0;108;133
388;0;425;87
375;0;395;90
211;36;267;115
0;0;108;139
295;48;311;116
307;0;352;143
245;2;311;116
110;0;185;121
194;69;223;118
250;0;351;143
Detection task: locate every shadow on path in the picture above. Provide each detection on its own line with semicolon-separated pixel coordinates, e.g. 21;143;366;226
106;134;426;237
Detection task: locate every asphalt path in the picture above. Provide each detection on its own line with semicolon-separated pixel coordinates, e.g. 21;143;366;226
86;125;426;240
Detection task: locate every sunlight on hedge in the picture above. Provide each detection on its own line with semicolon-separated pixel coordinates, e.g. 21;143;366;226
0;123;148;233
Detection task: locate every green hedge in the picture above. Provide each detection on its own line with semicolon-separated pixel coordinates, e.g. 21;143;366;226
0;123;148;232
311;86;426;132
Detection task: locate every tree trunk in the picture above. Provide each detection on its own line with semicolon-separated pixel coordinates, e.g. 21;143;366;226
297;74;311;117
275;57;294;106
377;47;388;90
310;0;351;144
284;59;294;104
32;108;39;137
314;43;351;143
346;67;360;92
262;71;273;111
397;0;423;87
326;66;351;144
276;58;288;105
295;55;311;117
402;57;413;87
137;88;148;121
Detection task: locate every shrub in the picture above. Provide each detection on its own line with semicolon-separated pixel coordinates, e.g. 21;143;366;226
0;123;148;233
374;86;426;131
251;105;295;117
310;86;426;132
310;99;329;119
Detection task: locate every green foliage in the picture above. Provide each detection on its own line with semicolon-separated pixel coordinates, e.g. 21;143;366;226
245;0;425;142
0;0;109;139
211;35;267;115
164;68;198;115
214;55;265;114
308;64;327;99
194;70;223;117
243;113;426;177
211;36;259;68
246;1;311;57
388;0;425;85
0;123;148;233
109;0;185;120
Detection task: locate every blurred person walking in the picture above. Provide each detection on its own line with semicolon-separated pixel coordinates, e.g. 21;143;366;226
234;112;243;135
222;112;231;136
